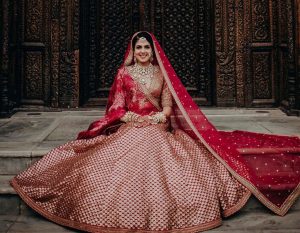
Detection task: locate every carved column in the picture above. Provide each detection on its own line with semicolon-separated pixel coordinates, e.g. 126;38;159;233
276;0;299;114
285;0;298;113
59;0;80;108
214;0;238;106
0;0;14;117
49;0;60;107
294;0;300;112
235;0;249;107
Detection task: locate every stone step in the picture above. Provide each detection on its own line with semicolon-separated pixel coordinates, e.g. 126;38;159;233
0;141;63;175
1;174;299;217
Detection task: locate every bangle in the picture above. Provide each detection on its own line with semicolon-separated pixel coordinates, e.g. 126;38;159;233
121;111;141;123
149;112;167;124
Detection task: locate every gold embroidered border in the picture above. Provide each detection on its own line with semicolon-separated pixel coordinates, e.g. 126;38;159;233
153;38;300;216
11;178;222;233
222;191;252;217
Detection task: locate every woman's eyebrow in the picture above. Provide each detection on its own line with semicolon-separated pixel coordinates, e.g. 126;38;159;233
135;44;151;49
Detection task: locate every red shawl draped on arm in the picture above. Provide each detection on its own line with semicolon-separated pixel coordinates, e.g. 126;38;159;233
77;31;300;216
77;67;127;139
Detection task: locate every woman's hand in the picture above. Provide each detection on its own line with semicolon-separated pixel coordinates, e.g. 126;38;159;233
133;115;151;127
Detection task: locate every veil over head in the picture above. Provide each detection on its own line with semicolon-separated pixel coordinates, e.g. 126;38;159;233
78;31;300;215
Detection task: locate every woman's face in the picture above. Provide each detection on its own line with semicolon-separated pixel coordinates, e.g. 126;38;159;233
134;38;152;66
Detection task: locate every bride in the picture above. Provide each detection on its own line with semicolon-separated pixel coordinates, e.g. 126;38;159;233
11;31;300;232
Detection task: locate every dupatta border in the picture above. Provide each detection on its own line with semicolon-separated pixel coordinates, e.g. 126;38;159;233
152;34;299;216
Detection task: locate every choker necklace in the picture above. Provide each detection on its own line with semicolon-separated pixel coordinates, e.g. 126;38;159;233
133;63;154;76
130;63;155;85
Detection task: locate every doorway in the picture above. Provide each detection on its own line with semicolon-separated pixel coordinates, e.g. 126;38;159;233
79;0;215;106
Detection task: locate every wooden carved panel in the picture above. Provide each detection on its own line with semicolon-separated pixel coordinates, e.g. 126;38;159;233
60;51;80;107
252;52;273;100
215;0;237;106
24;52;43;100
24;0;43;42
278;0;288;43
246;0;278;106
235;0;250;107
50;0;60;107
16;0;50;105
246;0;297;108
251;0;272;42
59;0;80;107
9;0;50;106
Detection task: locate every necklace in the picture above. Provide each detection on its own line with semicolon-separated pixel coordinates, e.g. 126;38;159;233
130;63;155;85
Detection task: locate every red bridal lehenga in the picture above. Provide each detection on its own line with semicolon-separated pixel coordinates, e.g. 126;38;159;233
11;32;300;233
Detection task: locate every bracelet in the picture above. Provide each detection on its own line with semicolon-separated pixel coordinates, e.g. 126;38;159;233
149;112;167;124
121;111;142;123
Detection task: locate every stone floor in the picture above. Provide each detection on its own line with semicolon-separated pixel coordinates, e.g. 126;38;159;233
0;107;299;233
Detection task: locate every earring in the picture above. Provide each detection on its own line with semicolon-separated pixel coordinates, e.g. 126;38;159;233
150;53;153;62
134;56;137;63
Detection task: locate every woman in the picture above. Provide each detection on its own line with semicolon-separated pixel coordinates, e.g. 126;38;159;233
11;31;300;232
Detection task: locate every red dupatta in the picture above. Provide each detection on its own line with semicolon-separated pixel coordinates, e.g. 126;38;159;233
77;31;300;216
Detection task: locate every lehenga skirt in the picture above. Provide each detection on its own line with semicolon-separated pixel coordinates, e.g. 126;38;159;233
11;123;251;233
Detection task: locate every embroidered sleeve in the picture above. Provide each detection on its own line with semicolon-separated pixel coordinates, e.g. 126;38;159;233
106;68;126;115
161;80;173;108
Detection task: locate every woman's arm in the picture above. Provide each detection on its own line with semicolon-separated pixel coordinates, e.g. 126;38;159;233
146;79;173;124
163;106;172;117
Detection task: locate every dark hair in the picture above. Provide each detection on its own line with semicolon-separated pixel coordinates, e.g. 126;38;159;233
132;32;154;51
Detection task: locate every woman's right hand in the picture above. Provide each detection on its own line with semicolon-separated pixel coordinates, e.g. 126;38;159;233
133;115;151;127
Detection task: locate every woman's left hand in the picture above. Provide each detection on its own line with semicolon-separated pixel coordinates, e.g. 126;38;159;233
133;115;151;128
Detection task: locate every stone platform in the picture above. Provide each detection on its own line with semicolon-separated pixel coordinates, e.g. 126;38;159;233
0;108;299;232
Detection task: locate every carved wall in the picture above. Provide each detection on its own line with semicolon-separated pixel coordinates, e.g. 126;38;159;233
0;0;299;113
214;0;298;108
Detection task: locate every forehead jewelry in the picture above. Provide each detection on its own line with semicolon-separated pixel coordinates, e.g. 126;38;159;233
138;36;147;41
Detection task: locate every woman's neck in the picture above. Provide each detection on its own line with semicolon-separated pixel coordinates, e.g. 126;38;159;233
136;61;151;67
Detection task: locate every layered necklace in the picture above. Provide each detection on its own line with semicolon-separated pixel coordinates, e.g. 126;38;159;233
130;63;155;85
